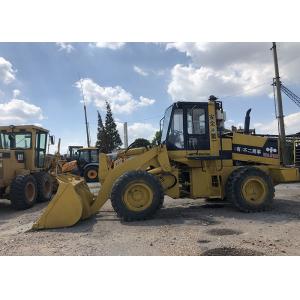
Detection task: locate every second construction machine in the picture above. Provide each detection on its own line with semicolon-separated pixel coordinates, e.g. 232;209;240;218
0;125;55;209
33;96;300;229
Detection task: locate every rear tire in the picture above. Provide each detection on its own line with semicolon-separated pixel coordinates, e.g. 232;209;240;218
83;165;99;183
33;172;53;202
10;174;37;210
111;170;164;221
226;167;274;212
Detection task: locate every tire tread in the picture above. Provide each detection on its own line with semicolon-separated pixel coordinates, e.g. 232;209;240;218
111;170;164;221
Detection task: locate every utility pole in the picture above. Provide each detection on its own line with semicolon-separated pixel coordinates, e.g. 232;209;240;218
79;79;91;147
123;122;128;148
271;42;288;165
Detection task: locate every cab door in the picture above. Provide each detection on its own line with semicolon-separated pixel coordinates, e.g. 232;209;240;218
185;103;210;150
35;131;47;168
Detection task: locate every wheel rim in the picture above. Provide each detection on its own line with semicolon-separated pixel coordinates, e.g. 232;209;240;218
25;182;35;203
241;176;267;204
87;170;98;179
123;181;153;212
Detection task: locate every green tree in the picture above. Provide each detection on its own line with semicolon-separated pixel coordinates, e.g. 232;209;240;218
105;101;122;152
95;110;108;153
131;138;151;148
151;130;162;146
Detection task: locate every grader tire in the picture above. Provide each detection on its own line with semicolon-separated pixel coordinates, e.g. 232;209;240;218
10;174;37;210
33;172;53;202
226;167;274;212
111;170;164;221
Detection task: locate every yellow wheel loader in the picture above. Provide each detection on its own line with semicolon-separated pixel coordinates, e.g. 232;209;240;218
33;96;300;229
0;125;55;210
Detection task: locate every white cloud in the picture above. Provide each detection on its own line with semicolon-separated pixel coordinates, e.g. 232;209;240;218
116;122;158;144
255;112;300;135
133;65;148;76
0;99;44;125
56;42;74;53
75;78;155;114
91;42;125;50
13;89;21;98
0;57;16;84
166;42;210;53
167;43;300;101
168;63;273;101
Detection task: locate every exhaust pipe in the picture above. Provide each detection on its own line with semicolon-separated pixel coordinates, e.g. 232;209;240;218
244;108;251;134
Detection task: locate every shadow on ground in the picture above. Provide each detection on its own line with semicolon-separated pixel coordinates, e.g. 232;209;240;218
0;200;48;226
121;197;300;227
42;196;300;232
3;194;300;233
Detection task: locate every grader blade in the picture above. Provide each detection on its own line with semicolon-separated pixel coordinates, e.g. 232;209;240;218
32;175;94;229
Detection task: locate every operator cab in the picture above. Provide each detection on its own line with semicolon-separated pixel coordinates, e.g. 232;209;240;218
161;97;225;151
0;125;53;169
77;148;99;167
66;145;83;161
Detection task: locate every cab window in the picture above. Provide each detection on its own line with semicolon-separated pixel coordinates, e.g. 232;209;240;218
187;107;209;150
0;132;32;149
167;108;184;149
187;108;206;134
79;150;90;162
90;150;98;162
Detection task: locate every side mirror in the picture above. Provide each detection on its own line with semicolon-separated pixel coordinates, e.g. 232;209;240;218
50;135;55;145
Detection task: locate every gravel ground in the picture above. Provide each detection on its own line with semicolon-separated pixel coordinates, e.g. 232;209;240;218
1;183;300;256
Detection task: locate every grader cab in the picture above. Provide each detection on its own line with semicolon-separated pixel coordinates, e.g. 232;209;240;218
33;97;300;229
0;125;55;210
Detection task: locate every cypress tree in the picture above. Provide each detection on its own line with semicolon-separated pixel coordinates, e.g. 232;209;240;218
95;110;108;153
104;101;122;152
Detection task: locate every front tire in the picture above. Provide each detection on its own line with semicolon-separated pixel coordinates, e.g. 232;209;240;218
10;174;37;210
111;170;164;221
33;172;53;202
226;167;274;212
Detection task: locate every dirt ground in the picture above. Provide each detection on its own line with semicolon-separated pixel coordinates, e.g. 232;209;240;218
1;183;300;256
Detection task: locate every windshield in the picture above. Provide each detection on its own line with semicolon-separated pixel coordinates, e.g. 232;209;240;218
78;150;90;162
69;147;82;157
161;106;172;144
0;132;32;149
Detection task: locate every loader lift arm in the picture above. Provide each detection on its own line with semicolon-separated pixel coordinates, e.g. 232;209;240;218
33;146;172;229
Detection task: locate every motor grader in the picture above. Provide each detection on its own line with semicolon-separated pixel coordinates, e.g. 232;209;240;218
33;96;300;229
0;125;55;210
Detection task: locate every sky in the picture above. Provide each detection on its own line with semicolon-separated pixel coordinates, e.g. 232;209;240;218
0;42;300;153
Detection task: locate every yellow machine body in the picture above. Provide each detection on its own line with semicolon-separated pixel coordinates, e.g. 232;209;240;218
0;125;56;190
0;125;57;210
0;125;49;188
33;99;300;229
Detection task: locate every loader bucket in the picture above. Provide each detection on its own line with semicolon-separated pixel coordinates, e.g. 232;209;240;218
32;175;95;230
